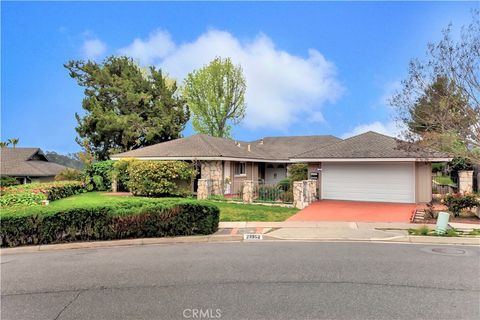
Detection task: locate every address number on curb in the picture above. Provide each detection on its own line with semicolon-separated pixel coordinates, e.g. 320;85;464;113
244;234;263;241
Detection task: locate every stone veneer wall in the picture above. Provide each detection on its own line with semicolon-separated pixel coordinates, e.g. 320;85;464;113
293;180;317;209
459;170;474;194
201;161;223;195
197;179;210;200
242;180;254;203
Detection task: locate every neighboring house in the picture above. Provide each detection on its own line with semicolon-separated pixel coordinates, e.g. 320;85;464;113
111;131;451;204
0;147;68;184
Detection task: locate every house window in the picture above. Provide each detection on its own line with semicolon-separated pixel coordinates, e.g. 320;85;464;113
235;162;246;176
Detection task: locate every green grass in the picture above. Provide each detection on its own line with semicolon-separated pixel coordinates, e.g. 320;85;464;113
1;192;298;222
205;201;298;222
433;175;455;186
468;229;480;236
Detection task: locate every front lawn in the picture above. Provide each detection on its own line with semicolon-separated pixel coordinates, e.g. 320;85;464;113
433;175;455;186
205;201;298;222
1;192;298;222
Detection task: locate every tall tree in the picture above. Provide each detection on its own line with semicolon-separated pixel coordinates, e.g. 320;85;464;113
183;57;246;138
65;56;190;160
391;11;480;162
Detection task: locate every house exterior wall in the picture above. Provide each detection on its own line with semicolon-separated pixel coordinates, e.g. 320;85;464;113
415;162;432;203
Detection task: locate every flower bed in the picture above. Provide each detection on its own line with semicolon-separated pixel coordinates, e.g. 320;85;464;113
0;181;86;207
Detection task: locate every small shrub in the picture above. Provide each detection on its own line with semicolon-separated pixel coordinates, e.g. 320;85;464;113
0;177;19;187
278;178;291;190
288;163;308;182
127;160;197;197
55;168;82;181
82;160;115;191
112;159;135;191
442;193;480;217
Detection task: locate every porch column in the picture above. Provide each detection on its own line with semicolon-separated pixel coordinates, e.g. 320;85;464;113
293;181;306;209
458;170;474;194
197;179;210;200
242;180;254;203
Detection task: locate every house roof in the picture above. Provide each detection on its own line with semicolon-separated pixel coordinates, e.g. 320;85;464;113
293;131;450;160
249;135;341;160
111;131;451;162
0;147;68;177
111;134;268;160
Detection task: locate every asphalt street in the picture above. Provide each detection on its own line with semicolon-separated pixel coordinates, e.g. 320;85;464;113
1;241;479;320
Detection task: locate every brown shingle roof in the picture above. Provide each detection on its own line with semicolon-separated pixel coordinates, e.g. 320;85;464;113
293;131;450;159
112;134;341;160
1;148;67;177
111;132;450;161
111;134;268;160
249;135;341;160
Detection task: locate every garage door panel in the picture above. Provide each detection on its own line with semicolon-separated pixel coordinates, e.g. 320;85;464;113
322;163;415;203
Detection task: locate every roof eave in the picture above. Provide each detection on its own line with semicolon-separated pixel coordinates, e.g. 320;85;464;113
290;157;453;162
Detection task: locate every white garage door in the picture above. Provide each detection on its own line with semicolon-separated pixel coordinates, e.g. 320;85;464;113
322;162;415;203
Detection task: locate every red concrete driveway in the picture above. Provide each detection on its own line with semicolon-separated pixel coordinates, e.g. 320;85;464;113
288;200;416;222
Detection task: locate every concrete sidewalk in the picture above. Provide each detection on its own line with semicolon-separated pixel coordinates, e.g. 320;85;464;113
219;221;419;230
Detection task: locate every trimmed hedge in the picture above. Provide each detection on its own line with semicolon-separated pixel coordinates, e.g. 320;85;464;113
0;201;219;247
0;181;86;207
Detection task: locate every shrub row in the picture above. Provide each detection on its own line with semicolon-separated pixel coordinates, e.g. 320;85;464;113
0;181;86;207
0;201;219;247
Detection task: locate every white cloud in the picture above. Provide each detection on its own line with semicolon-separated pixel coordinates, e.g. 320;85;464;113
118;29;343;130
342;121;403;139
118;30;175;65
81;38;106;59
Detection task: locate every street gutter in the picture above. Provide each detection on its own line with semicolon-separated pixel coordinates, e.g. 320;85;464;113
1;234;478;255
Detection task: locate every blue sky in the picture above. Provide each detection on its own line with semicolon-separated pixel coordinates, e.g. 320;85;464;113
1;1;477;154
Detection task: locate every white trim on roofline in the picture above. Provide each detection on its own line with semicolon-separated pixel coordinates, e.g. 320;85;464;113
110;155;452;162
291;157;453;162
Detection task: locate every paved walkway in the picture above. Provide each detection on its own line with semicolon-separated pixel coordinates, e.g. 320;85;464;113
288;200;416;222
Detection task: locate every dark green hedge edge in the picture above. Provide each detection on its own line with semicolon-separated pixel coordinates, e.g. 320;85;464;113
0;201;219;247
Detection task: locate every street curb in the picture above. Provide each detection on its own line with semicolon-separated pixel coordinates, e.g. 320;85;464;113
264;234;480;246
0;235;243;255
1;234;478;255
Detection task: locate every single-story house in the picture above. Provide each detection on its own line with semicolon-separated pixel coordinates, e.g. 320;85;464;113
111;131;451;204
0;147;68;184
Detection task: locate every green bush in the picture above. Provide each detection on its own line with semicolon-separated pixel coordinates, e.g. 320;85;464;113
277;178;291;190
0;181;86;207
442;193;479;217
289;163;308;182
112;159;135;191
0;201;219;247
55;168;82;181
449;157;473;173
82;160;115;191
127;160;197;197
0;177;19;187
